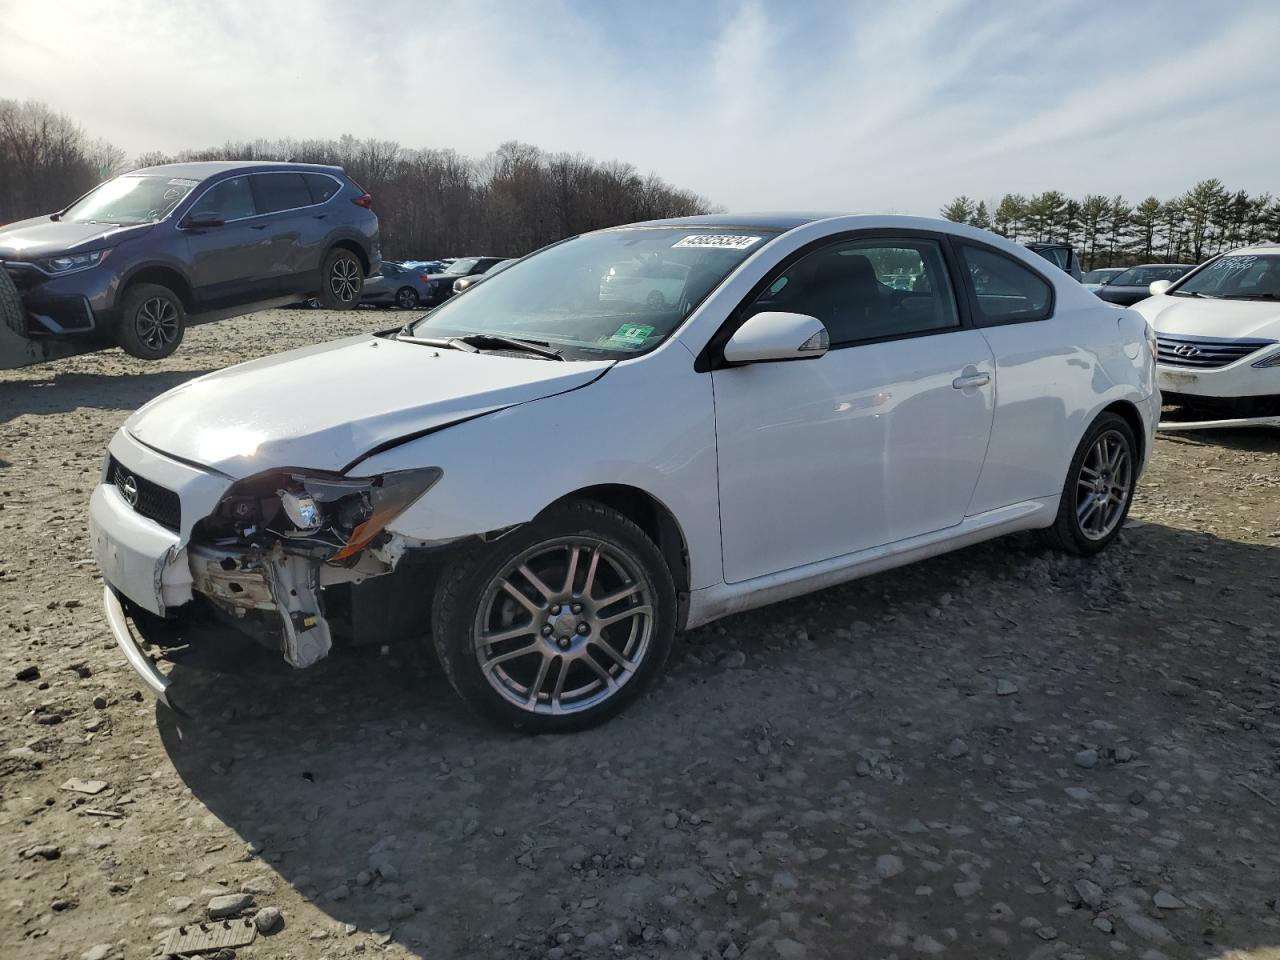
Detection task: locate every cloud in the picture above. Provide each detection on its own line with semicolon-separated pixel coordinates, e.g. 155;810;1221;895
0;0;1276;215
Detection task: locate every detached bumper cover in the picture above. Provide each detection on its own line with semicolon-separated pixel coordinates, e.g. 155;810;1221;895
103;586;173;708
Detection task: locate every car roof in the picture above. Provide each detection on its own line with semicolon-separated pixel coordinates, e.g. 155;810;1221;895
125;160;345;180
625;213;844;232
1225;242;1280;256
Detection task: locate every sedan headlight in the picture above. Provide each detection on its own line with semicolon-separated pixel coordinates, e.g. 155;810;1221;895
209;467;442;561
1252;348;1280;369
38;248;112;275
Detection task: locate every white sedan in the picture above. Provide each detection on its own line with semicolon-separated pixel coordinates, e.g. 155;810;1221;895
90;214;1159;731
1131;243;1280;416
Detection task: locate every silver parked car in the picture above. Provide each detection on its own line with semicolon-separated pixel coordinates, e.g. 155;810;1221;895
452;258;515;295
360;261;435;309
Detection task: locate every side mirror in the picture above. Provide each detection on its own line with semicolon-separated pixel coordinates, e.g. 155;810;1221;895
182;213;225;229
723;311;829;364
1148;280;1173;296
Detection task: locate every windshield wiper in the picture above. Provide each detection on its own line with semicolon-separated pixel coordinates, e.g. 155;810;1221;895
455;333;563;360
1221;293;1280;300
394;334;479;352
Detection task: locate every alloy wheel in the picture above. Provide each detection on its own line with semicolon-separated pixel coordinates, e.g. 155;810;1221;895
135;297;180;351
472;537;655;716
1074;428;1132;540
329;256;361;303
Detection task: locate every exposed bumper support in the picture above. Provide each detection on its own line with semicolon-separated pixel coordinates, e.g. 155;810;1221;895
103;586;174;710
1158;415;1280;431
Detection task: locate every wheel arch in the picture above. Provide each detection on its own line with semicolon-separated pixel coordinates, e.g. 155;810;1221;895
1098;398;1147;468
550;483;692;626
120;264;195;312
328;238;371;276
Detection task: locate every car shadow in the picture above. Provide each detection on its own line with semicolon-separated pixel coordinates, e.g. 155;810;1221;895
153;521;1280;958
0;369;217;424
1157;425;1280;454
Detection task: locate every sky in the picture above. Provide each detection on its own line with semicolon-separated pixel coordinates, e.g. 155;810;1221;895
2;0;1278;216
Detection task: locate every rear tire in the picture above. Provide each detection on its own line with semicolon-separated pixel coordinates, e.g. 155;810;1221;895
1040;412;1137;556
115;283;185;360
319;248;364;309
395;286;419;309
431;499;677;733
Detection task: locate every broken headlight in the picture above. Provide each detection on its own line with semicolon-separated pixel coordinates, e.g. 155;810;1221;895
210;467;442;561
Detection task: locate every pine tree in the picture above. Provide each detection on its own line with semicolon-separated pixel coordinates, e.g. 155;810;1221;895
994;194;1027;239
940;196;975;223
970;200;992;231
1106;195;1132;267
1130;197;1162;261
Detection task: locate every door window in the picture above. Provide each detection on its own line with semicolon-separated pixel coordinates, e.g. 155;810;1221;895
747;238;960;346
959;245;1053;324
189;176;256;221
250;173;314;214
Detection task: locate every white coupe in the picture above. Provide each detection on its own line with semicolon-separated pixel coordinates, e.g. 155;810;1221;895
1132;242;1280;416
91;214;1160;731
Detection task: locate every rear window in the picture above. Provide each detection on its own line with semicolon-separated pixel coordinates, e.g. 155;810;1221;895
251;173;314;214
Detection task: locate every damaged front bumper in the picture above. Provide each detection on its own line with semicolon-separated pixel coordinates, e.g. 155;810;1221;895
91;430;444;701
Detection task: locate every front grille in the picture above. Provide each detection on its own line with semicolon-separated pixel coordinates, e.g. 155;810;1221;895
107;455;181;531
1156;333;1275;369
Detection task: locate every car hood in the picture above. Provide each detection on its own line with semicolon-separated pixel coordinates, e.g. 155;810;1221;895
125;335;614;477
1132;295;1280;341
0;216;153;260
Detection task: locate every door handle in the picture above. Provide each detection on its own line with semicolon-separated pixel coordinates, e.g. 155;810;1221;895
250;224;268;230
952;372;990;389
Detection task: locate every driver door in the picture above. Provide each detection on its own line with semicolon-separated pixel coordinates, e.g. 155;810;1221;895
712;235;996;583
183;175;273;308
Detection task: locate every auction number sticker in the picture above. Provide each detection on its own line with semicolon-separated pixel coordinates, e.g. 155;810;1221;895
607;324;655;348
672;235;762;250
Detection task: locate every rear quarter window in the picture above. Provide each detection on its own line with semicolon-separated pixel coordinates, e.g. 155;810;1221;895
959;244;1053;325
304;173;340;204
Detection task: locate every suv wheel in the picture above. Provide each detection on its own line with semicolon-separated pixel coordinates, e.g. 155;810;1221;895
431;500;677;732
1040;412;1137;556
115;283;185;360
319;248;363;309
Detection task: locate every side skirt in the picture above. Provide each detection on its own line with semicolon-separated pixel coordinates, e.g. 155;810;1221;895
685;497;1056;629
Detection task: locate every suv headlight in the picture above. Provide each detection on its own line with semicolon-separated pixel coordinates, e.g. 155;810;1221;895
209;467;442;561
38;248;112;275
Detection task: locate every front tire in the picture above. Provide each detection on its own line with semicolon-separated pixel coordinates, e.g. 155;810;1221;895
115;283;185;360
1040;412;1137;556
431;500;677;732
318;248;364;309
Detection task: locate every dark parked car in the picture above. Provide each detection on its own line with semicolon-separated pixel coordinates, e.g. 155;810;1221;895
451;258;515;295
0;161;380;360
360;261;435;309
1095;263;1194;306
1082;267;1126;287
421;256;508;306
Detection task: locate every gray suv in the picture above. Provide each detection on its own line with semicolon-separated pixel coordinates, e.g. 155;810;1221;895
0;161;380;359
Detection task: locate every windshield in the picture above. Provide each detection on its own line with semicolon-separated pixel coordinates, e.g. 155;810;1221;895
1111;265;1189;287
1174;253;1280;299
409;228;774;358
444;258;480;275
62;175;199;225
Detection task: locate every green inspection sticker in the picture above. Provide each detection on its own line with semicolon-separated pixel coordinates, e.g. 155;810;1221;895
607;324;655;348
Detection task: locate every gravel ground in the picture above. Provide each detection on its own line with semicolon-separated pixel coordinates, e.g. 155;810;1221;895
2;309;1279;960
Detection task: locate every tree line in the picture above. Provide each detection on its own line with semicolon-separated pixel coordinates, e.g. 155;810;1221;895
941;184;1280;270
0;99;713;259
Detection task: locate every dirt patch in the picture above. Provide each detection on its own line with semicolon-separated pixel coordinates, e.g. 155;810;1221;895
2;310;1279;959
